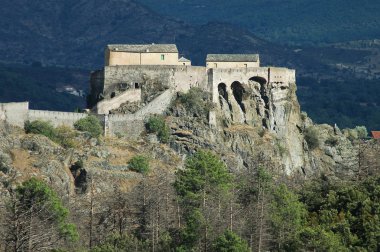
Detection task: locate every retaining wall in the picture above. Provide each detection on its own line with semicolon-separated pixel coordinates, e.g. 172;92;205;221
106;114;145;140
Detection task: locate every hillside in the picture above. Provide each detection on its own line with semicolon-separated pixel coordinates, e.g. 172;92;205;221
0;64;87;111
137;0;380;45
0;86;379;250
0;0;275;68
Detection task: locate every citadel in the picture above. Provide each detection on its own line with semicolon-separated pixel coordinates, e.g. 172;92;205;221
0;44;296;140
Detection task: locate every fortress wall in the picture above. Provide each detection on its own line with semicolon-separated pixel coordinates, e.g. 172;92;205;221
269;68;296;83
107;114;144;140
0;102;29;127
28;110;88;127
103;65;207;97
172;66;207;92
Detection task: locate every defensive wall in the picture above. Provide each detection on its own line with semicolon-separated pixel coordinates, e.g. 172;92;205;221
0;102;146;140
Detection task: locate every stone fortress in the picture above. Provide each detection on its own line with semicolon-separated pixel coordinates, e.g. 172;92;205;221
0;44;296;139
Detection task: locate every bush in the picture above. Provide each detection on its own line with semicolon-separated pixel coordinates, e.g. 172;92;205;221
304;126;320;150
55;125;77;148
355;126;368;139
25;120;77;148
146;115;170;143
343;126;368;141
25;120;56;140
177;88;212;117
128;155;150;174
74;115;103;138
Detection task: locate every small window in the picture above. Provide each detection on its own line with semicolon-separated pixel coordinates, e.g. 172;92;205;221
214;63;217;68
183;63;186;66
135;83;140;89
244;64;248;68
161;54;165;60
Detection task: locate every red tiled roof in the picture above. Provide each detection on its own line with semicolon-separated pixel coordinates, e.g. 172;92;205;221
371;131;380;139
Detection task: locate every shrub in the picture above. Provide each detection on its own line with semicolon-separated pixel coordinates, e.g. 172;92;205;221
128;155;150;174
25;120;77;148
177;88;212;117
25;120;56;140
146;115;170;143
74;115;103;138
355;126;368;139
343;126;368;141
304;126;320;150
55;125;77;148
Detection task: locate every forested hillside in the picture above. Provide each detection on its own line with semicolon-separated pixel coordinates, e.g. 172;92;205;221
137;0;380;45
0;64;87;111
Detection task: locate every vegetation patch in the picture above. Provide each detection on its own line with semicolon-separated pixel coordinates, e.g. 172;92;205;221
145;115;170;143
304;126;320;150
3;178;78;250
24;120;77;148
343;126;368;141
74;115;103;138
128;155;150;174
172;87;212;117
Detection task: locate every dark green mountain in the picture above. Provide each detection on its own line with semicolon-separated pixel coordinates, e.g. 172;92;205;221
136;0;380;45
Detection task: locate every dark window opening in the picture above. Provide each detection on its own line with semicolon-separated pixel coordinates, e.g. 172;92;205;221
111;92;116;98
231;81;246;113
249;76;267;85
135;83;140;89
218;83;228;100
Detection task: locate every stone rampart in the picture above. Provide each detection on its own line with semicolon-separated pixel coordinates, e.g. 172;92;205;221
28;110;88;127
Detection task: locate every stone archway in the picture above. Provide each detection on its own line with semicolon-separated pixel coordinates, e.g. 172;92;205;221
231;81;246;113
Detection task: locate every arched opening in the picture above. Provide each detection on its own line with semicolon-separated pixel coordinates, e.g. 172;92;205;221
231;81;246;113
134;83;140;89
249;76;267;85
218;83;228;101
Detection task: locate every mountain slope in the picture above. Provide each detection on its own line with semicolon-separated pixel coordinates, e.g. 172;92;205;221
0;0;275;68
136;0;380;45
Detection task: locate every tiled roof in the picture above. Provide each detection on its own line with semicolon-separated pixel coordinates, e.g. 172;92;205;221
206;54;259;62
107;44;178;53
371;131;380;139
178;57;191;62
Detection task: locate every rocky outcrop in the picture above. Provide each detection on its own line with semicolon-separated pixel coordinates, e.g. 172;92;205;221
168;78;363;178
